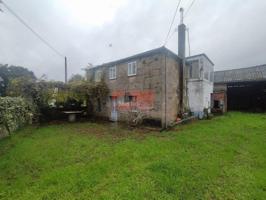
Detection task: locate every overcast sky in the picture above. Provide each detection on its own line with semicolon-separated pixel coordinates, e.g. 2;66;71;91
1;0;266;81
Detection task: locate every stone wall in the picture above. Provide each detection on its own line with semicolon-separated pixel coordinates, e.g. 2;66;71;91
163;54;181;126
87;51;181;127
88;53;163;122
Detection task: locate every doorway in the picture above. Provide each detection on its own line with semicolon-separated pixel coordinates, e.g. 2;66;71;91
110;97;118;121
227;81;266;112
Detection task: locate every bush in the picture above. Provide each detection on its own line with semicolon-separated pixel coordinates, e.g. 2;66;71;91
5;77;110;123
0;97;34;136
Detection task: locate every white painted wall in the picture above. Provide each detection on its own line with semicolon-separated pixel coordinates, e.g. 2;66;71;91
187;80;204;112
187;55;214;118
202;80;214;112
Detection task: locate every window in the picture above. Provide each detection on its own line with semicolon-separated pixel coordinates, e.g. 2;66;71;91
124;95;137;103
109;66;116;80
128;61;137;76
188;60;199;79
95;70;102;82
124;95;137;110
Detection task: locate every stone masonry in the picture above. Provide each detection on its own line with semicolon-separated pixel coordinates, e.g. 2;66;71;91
86;47;182;127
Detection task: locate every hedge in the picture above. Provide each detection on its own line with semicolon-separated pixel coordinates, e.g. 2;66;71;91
0;97;34;137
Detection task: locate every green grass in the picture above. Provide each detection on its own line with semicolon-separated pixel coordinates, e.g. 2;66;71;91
0;112;265;200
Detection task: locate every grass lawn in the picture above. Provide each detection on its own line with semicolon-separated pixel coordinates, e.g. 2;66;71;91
0;112;265;200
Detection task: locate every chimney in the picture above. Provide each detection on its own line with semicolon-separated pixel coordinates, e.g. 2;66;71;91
178;8;186;58
178;8;187;115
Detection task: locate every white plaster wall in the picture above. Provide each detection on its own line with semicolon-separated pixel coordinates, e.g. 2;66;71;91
187;80;204;113
188;80;213;114
187;55;214;116
203;80;214;112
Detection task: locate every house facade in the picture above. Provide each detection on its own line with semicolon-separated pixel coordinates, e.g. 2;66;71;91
84;8;215;127
187;54;214;118
87;47;181;127
86;47;214;127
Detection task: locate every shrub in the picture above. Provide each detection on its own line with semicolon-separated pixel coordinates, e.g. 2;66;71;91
0;97;34;136
5;77;110;122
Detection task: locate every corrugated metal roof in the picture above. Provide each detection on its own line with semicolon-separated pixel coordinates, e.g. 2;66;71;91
214;64;266;83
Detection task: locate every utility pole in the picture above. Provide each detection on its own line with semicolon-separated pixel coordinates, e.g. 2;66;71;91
65;57;68;84
0;0;67;83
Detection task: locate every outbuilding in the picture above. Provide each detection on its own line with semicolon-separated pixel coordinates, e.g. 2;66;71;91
212;64;266;112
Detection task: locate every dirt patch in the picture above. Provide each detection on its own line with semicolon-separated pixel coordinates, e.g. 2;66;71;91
67;121;166;142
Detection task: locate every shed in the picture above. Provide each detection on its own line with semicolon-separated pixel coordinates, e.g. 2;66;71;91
213;64;266;112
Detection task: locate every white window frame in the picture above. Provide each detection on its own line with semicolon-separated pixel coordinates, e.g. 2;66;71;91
109;66;117;80
128;61;137;76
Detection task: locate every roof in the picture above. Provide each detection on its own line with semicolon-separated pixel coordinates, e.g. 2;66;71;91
186;54;214;66
214;64;266;83
86;47;214;72
87;46;181;70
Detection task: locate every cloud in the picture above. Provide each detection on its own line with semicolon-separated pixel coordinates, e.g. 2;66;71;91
0;0;266;81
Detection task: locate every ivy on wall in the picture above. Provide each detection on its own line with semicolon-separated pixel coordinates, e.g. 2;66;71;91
68;80;109;113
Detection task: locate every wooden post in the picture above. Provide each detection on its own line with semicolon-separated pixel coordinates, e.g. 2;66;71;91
65;56;68;84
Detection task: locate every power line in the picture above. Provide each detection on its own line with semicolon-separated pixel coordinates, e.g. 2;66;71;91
164;28;177;46
184;0;196;18
163;0;182;46
0;0;64;58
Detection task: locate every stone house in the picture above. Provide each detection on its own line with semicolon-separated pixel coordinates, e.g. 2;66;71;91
86;47;214;127
85;8;214;127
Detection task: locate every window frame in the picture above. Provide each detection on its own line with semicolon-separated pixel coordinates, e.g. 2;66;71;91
109;66;117;80
188;60;200;79
128;61;137;76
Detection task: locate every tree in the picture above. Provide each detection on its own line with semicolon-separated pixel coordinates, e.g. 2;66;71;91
7;65;36;80
0;64;36;96
6;77;38;104
68;74;84;83
0;64;9;96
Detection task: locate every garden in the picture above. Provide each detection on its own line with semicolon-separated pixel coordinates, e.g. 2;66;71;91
0;64;109;138
0;112;265;199
0;65;265;199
